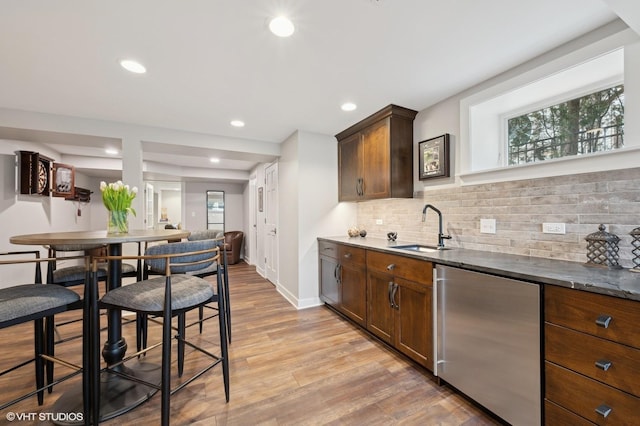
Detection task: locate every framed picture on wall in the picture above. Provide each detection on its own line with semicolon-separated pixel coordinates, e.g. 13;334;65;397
52;163;75;197
418;134;450;180
258;187;264;212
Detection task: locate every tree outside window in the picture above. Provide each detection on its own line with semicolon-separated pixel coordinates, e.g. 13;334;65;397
508;85;624;165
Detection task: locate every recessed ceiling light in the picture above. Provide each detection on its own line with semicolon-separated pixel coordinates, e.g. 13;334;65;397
210;157;220;163
120;59;146;74
230;120;245;128
341;102;357;112
105;148;119;155
269;16;295;37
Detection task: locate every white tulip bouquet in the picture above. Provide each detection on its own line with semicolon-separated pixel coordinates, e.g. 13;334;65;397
100;180;138;233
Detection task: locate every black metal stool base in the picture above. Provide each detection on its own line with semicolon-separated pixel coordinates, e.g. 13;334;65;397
52;361;160;425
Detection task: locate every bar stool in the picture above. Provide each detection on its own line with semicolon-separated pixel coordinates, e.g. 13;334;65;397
87;239;229;425
0;250;89;419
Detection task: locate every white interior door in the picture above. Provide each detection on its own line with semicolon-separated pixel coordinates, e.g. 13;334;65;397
144;183;154;229
248;177;256;265
265;162;278;284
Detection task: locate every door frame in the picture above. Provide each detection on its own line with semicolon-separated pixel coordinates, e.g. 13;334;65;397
264;162;278;285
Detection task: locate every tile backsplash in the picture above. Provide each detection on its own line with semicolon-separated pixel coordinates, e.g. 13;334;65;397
355;167;640;268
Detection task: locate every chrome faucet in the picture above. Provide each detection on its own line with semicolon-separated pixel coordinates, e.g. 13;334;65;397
422;204;451;249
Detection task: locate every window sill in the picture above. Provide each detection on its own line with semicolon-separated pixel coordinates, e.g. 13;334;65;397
458;146;640;186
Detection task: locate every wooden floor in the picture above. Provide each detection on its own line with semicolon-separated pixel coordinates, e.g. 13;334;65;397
0;262;500;425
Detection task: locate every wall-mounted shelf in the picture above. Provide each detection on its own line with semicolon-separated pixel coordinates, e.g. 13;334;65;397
65;187;91;203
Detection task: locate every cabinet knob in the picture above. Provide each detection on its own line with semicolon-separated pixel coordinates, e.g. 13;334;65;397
595;404;612;418
595;359;612;371
595;314;612;328
344;252;352;259
387;263;395;271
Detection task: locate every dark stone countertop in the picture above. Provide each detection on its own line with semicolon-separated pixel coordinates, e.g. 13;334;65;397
318;236;640;302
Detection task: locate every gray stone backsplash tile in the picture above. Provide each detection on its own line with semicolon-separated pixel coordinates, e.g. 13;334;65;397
355;167;640;268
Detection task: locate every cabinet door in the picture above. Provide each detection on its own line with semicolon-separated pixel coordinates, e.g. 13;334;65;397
367;269;394;344
338;132;362;201
340;263;367;327
361;118;390;199
395;277;432;368
319;255;339;307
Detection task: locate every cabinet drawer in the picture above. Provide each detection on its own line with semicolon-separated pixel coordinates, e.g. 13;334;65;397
546;323;640;397
318;240;338;259
337;245;366;267
366;250;432;284
546;362;640;424
545;400;595;426
545;285;640;349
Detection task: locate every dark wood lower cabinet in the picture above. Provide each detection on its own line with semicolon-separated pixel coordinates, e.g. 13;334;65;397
545;400;594;426
366;251;433;369
366;269;394;343
318;241;366;327
338;261;366;326
544;285;640;425
318;241;433;370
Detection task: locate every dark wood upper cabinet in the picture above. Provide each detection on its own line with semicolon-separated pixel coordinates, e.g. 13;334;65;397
336;104;417;202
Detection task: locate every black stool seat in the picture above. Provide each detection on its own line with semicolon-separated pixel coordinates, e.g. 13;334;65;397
100;275;213;314
0;284;80;325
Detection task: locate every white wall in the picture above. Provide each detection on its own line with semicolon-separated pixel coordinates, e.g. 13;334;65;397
414;21;640;191
252;164;267;277
242;179;253;264
0;143;96;288
183;181;245;237
297;131;357;307
160;190;181;226
277;132;299;303
273;131;357;309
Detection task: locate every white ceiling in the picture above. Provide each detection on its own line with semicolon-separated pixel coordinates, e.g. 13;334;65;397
0;0;628;182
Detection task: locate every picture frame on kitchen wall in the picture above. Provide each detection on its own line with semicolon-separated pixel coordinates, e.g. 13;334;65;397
419;133;450;180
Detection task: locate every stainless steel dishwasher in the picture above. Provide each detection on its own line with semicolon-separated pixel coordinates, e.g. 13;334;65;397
435;265;541;426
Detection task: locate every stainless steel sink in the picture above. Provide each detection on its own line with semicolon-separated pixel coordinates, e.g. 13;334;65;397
391;244;451;253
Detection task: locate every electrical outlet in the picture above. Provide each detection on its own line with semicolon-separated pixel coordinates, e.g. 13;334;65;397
480;218;496;234
543;223;566;234
375;219;383;225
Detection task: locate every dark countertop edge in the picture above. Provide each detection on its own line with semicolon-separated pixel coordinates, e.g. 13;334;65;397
318;236;640;302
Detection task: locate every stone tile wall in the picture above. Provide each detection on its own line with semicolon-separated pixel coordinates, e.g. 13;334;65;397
355;167;640;268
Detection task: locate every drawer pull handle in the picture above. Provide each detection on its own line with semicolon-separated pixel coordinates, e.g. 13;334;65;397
387;263;395;271
595;359;612;371
344;253;352;259
595;315;612;328
388;281;395;307
595;404;612;418
391;283;399;309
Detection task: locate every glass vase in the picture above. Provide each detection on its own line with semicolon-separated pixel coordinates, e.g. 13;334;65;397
107;210;129;234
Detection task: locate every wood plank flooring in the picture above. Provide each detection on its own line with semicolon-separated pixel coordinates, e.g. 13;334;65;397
0;262;500;425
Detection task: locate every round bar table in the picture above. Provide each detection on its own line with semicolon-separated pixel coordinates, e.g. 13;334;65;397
10;229;190;424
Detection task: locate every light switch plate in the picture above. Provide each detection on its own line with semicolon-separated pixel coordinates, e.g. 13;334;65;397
375;219;383;225
480;218;496;234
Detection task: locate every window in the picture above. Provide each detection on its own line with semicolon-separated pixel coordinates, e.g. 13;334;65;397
507;85;624;165
459;38;636;184
206;190;225;234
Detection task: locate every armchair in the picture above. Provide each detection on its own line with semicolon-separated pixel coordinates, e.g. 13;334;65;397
223;231;243;264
